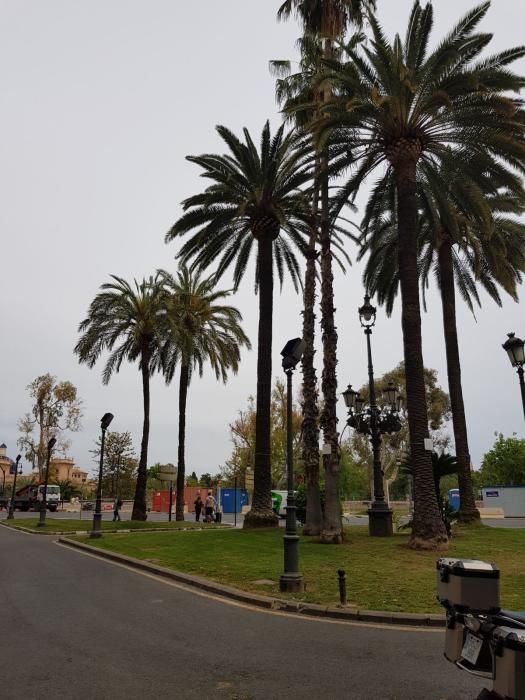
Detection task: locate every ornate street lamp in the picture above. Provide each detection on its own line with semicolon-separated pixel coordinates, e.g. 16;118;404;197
279;337;306;593
90;412;114;539
502;333;525;421
344;295;405;536
37;438;57;527
7;454;22;520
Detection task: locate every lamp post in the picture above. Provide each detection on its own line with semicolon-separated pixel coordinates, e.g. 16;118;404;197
502;332;525;421
344;295;401;536
7;454;22;520
279;337;306;593
37;438;56;527
90;412;114;539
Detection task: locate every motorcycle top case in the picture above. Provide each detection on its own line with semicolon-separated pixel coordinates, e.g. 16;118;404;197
437;558;500;613
492;626;525;700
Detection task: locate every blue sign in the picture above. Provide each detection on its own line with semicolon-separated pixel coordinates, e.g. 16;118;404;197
485;490;500;498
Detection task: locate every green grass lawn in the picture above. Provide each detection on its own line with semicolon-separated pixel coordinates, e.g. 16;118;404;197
1;518;221;533
79;523;525;613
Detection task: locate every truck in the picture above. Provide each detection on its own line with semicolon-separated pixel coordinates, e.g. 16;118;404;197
0;482;61;512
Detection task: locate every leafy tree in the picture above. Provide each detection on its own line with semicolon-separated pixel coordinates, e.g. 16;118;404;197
479;433;525;487
186;471;198;486
90;431;138;499
54;479;82;502
158;266;250;521
75;275;166;520
223;378;303;488
166;121;313;527
17;374;82;478
316;0;525;548
199;473;212;487
346;362;451;501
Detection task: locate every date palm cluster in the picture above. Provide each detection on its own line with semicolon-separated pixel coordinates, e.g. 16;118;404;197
75;1;525;550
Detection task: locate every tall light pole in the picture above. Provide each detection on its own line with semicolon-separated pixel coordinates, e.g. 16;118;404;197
90;412;114;538
7;454;22;520
37;438;56;527
502;333;525;422
279;337;306;593
356;295;394;536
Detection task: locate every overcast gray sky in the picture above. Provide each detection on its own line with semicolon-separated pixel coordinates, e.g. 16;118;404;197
1;0;524;479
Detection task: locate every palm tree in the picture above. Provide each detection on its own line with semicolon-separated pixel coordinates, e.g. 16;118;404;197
75;275;166;520
277;0;376;543
158;265;251;521
166;121;313;527
360;159;525;524
317;1;525;548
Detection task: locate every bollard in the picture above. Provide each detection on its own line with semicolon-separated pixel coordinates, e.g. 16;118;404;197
338;568;347;606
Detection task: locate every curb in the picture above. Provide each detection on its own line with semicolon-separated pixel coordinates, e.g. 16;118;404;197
58;536;445;628
0;522;227;536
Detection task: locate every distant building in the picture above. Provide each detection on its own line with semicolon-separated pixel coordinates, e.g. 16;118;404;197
0;443;15;492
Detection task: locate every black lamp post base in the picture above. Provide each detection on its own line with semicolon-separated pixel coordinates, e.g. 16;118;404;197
279;572;305;593
89;530;102;539
368;505;393;537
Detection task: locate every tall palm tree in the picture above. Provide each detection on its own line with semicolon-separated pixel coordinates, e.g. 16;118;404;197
75;275;166;520
166;121;313;527
158;265;251;521
317;0;525;548
277;0;376;543
360;160;525;524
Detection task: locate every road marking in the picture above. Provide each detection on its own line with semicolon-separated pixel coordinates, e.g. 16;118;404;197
54;541;443;634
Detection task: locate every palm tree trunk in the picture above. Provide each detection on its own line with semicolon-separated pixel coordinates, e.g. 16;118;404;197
395;159;448;549
438;239;480;522
319;150;342;544
302;172;322;536
132;349;151;520
244;236;279;528
175;364;189;521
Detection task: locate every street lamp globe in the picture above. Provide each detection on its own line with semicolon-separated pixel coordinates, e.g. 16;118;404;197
342;384;358;411
358;295;377;328
384;382;398;407
503;333;525;367
355;394;365;414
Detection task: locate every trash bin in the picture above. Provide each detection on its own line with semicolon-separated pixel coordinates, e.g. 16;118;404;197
448;489;460;512
437;558;500;613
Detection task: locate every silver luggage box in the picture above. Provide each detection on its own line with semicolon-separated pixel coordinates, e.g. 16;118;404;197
492;626;525;700
437;558;500;613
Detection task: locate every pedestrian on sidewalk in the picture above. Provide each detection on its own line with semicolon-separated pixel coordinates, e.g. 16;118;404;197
194;492;203;522
113;497;123;522
204;490;216;523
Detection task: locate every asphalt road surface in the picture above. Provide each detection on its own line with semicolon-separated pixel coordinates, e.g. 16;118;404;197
0;525;486;700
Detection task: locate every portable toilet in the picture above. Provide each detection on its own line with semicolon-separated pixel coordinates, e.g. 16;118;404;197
448;488;460;512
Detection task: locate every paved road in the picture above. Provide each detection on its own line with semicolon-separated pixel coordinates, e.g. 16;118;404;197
0;526;484;699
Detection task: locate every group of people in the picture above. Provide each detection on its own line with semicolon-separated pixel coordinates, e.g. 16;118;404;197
194;490;221;523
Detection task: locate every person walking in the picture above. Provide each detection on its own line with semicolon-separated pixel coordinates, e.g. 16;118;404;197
194;492;203;522
204;490;216;523
113;497;123;522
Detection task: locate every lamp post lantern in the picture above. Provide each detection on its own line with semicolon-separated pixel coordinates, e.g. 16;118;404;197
90;412;114;539
7;454;22;520
37;438;56;527
502;333;525;421
345;295;401;536
279;337;306;593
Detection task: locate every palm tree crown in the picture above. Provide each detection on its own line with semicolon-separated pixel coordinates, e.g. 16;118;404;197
167;121;313;290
